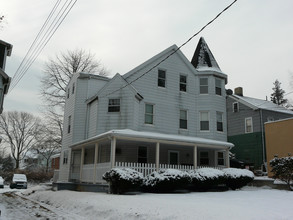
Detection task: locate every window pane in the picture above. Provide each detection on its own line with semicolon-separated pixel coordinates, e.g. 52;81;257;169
216;78;221;87
216;87;222;95
200;112;209;121
218;152;224;165
108;99;120;112
158;70;166;87
180;75;186;83
158;70;166;78
145;115;153;124
217;122;223;131
217;112;223;122
180;120;187;129
200;121;209;130
180;110;187;120
200;78;208;85
233;103;239;112
145;104;153;114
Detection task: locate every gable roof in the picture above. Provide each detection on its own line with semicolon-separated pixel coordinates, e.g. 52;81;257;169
123;44;198;81
191;37;222;73
230;94;293;115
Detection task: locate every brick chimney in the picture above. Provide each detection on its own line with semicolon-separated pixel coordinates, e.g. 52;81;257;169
234;87;243;96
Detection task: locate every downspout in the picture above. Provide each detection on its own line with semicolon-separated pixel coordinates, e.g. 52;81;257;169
259;109;266;171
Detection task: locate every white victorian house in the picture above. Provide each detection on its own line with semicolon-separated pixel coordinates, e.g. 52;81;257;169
58;37;233;184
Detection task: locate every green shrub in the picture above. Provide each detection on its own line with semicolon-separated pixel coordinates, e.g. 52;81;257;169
270;156;293;190
142;169;190;193
223;168;254;190
103;168;143;194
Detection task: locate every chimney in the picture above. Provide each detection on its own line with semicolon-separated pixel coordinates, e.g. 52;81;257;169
234;87;243;96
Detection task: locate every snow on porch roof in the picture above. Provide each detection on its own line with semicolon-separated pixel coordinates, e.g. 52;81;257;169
70;129;234;149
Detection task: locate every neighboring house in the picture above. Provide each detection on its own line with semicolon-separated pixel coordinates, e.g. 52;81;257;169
19;151;40;170
58;37;234;184
265;118;293;177
227;87;293;170
0;39;13;114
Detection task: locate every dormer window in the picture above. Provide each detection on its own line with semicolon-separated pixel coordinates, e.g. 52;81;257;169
158;69;166;88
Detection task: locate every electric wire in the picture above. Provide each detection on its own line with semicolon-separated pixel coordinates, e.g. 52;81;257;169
9;0;77;93
99;0;238;99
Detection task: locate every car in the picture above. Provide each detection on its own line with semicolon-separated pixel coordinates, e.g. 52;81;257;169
10;174;27;189
0;176;4;188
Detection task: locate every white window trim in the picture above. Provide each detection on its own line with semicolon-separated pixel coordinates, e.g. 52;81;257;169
199;150;210;166
232;102;239;113
216;111;224;133
179;74;187;92
245;117;253;133
168;150;179;165
179;109;188;130
199;111;210;132
158;69;167;88
215;150;225;167
144;103;155;125
199;77;209;95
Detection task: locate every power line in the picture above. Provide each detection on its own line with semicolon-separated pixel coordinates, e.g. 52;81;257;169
99;0;238;99
9;0;77;93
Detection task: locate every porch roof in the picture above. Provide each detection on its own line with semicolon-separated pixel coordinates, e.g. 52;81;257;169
70;129;234;149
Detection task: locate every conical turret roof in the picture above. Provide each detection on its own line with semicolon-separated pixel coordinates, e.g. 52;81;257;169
191;37;221;71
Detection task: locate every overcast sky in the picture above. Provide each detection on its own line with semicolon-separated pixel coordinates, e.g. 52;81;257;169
1;0;293;115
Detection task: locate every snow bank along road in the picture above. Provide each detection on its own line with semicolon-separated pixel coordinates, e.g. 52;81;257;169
1;185;293;220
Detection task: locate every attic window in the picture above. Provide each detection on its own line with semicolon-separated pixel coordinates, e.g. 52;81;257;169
180;75;187;92
108;99;120;112
158;69;166;88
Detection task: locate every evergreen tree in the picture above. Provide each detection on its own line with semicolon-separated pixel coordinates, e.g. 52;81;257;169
270;79;287;105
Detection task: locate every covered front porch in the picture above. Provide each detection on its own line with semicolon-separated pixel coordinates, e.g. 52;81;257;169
69;130;234;183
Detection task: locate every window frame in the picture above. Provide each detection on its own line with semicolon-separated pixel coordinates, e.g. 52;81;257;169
216;151;225;166
179;74;187;92
216;111;223;132
179;109;188;129
138;146;148;163
200;111;210;131
144;103;154;125
158;69;166;88
67;115;71;134
215;78;222;95
232;102;239;113
199;77;208;94
108;98;121;113
245;117;253;133
199;151;209;166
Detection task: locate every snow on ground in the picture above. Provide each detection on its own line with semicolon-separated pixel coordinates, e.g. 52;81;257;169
4;185;290;220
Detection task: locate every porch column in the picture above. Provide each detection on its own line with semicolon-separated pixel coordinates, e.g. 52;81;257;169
80;146;85;182
110;137;116;168
93;143;99;184
226;149;230;168
193;145;198;169
156;142;160;172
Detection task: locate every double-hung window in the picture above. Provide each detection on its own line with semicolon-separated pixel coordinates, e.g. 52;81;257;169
233;102;239;112
179;75;187;92
217;152;224;166
200;78;208;94
158;69;166;87
67;115;71;134
245;117;253;133
179;110;187;129
200;111;209;131
215;78;222;95
216;112;223;132
108;99;120;112
145;104;154;124
63;150;68;164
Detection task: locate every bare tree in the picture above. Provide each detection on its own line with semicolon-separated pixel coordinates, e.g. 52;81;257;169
40;48;108;108
32;125;61;172
0;111;45;169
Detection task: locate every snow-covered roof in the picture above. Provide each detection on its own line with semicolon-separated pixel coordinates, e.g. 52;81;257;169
231;94;293;115
70;129;234;149
191;37;222;73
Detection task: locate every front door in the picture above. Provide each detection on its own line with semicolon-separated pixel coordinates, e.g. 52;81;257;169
169;151;179;165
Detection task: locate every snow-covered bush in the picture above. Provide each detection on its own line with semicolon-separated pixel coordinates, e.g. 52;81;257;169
223;168;254;190
270;156;293;190
189;168;225;191
143;169;190;193
103;168;143;194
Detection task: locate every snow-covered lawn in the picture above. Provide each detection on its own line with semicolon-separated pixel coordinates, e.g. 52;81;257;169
10;185;293;220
